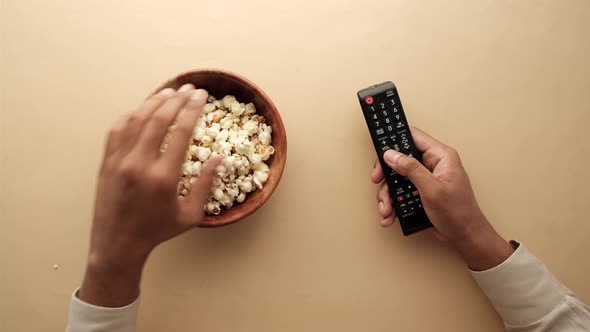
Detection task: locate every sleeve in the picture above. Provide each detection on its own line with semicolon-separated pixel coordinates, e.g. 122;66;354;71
65;289;139;332
471;242;590;331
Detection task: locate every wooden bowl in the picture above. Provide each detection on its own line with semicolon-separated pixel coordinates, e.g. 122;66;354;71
154;69;287;227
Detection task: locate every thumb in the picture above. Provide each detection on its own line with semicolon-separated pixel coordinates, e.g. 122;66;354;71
383;149;436;190
180;156;224;226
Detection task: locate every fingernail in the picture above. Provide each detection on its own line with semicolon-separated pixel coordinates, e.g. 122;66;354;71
158;88;174;96
384;149;403;165
379;201;384;212
178;83;195;92
190;89;208;102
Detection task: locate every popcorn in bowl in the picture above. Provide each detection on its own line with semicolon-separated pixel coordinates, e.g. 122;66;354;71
176;94;274;215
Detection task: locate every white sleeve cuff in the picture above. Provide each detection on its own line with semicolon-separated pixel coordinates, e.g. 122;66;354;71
65;289;139;332
470;243;567;327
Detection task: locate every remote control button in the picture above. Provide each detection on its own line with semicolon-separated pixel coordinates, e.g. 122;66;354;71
392;107;400;113
404;193;412;199
396;196;404;202
386;90;395;97
399;132;411;150
395;121;406;129
368;106;376;112
386;125;395;133
374;120;381;128
389;134;398;142
393;143;401;151
390;174;403;186
375;128;385;136
364;96;374;105
381;109;390;117
392;113;403;121
370;113;378;120
388;99;396;106
379;101;387;109
412;191;419;196
380;145;391;152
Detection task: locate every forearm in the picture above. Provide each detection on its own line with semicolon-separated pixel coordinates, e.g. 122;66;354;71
450;220;514;271
65;255;146;332
79;253;147;307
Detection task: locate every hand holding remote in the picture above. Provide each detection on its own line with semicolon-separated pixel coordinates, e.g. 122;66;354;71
371;127;514;270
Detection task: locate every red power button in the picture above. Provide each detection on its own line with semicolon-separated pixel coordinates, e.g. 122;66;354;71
364;96;374;105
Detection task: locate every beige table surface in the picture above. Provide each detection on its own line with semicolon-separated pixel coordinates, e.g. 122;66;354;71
2;1;590;331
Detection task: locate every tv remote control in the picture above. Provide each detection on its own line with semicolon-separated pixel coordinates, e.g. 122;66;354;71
357;81;432;236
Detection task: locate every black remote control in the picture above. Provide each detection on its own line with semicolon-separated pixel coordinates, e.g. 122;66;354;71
357;81;432;236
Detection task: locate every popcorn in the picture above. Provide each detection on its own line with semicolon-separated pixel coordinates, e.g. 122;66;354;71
201;135;213;147
175;93;275;215
226;183;240;198
190;162;202;175
206;123;221;138
222;95;237;109
236;175;254;193
253;163;270;190
244;103;256;115
220;116;234;130
182;161;193;176
259;125;272;145
248;153;262;168
230;101;245;116
213;187;224;201
216;129;229;142
203;103;216;114
219;193;234;208
235;140;254;155
243;120;259;136
194;146;211;162
206;200;221;215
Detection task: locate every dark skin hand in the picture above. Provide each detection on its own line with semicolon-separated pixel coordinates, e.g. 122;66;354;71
79;84;222;307
370;127;514;271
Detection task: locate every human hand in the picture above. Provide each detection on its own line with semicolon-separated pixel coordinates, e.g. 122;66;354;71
79;84;222;306
370;127;513;270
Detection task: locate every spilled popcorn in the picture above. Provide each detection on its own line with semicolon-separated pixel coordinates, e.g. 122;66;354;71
176;94;274;215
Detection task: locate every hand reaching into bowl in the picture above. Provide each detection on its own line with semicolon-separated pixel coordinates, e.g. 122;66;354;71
79;84;222;307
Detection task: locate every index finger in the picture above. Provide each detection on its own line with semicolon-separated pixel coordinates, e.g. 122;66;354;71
410;127;449;152
410;127;453;169
160;89;208;172
134;84;195;158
